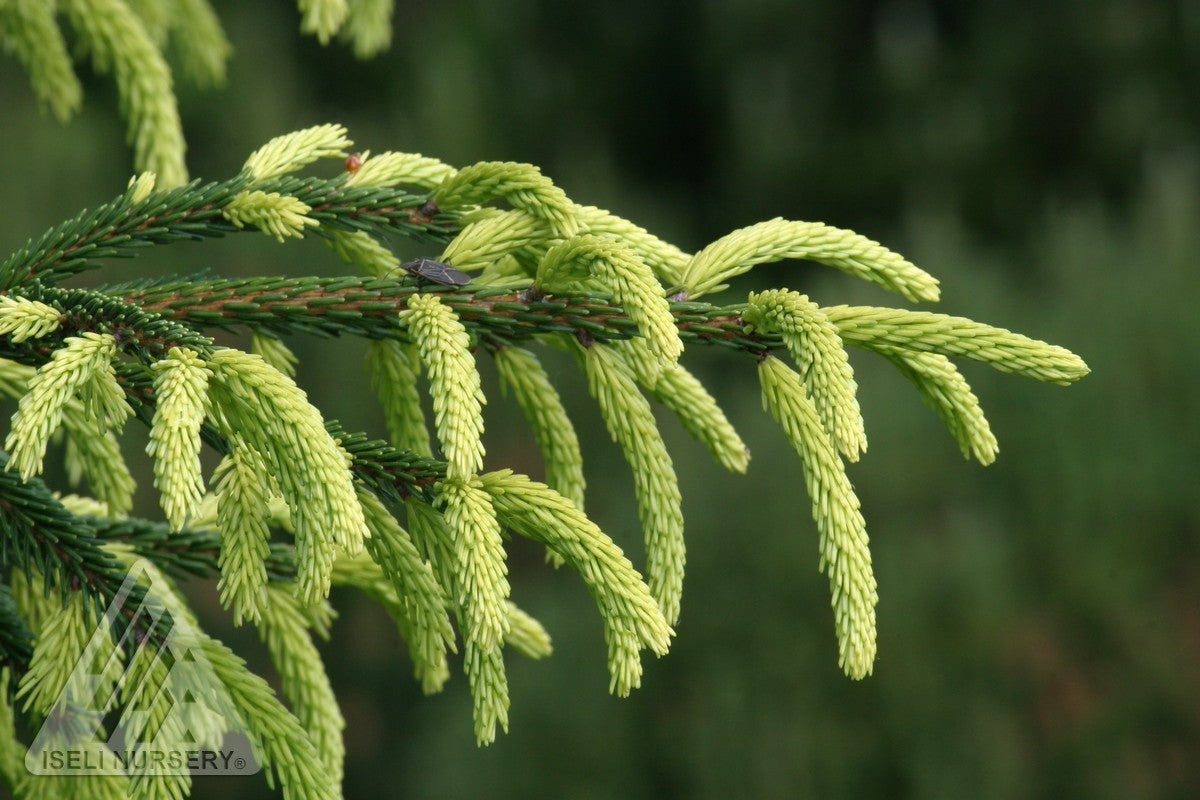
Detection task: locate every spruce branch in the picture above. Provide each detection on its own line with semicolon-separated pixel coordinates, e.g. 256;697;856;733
745;289;866;460
0;176;250;290
479;470;674;695
878;347;999;464
342;150;456;190
119;627;193;799
204;348;369;605
0;175;446;290
146;347;211;530
822;305;1089;385
438;478;511;652
434;161;578;238
492;344;587;509
0;297;61;344
400;293;486;482
399;496;511;744
643;361;750;474
212;446;274;625
297;0;349;46
503;601;553;660
199;635;337;800
539;235;684;369
0;456;151;636
258;586;345;787
15;592;99;717
366;339;434;456
0;121;1091;792
583;342;687;627
757;355;877;678
356;490;455;689
680;217;941;301
242;124;353;183
5;333;122;480
0;359;136;515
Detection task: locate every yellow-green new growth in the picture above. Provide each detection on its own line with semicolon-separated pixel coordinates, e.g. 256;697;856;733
64;0;187;187
205;348;369;605
259;586;346;786
822;305;1091;384
16;771;128;800
479;470;673;695
0;358;135;514
576;204;691;287
119;634;191;799
681;217;941;301
251;331;299;378
339;0;395;58
504;602;553;659
494;345;586;509
463;635;509;746
127;0;171;46
223;190;317;242
356;490;455;689
147;347;211;529
366;339;433;456
5;332;118;480
0;0;83;122
435;161;579;238
400;495;510;745
125;169;156;204
745;289;866;460
401;498;469;696
0;296;60;343
214;445;273;625
327;229;401;277
16;593;101;717
170;0;232;87
646;362;750;473
77;354;131;433
439;478;511;651
242;122;351;181
111;551;327;799
880;347;999;464
202;626;337;800
584;343;686;627
541;235;683;368
441;209;548;273
105;548;231;753
758;355;877;679
61;403;136;516
400;293;485;481
297;0;347;45
343;150;456;189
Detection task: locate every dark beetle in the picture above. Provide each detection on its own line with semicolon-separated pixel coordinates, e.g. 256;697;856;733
399;258;471;286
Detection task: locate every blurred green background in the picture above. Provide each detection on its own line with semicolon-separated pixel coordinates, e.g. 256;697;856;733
2;1;1198;797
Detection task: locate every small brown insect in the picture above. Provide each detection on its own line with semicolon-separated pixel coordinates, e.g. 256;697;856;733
345;152;363;173
400;258;471;286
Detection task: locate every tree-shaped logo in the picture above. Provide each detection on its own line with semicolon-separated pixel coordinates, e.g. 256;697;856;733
25;560;260;776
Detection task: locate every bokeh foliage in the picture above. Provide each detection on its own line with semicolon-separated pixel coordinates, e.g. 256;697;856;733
0;1;1195;798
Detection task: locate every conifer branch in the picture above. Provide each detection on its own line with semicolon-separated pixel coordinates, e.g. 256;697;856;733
0;119;1090;795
